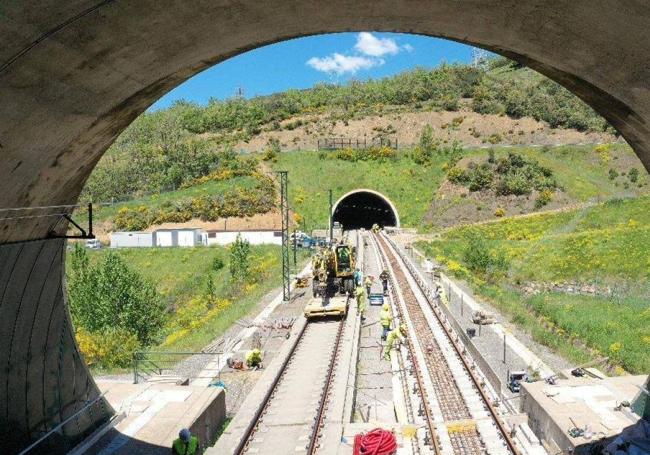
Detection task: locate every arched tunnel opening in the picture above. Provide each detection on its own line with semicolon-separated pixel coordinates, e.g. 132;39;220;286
332;190;399;230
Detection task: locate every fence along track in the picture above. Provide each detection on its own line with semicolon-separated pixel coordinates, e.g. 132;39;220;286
375;233;520;455
237;318;345;455
370;233;441;454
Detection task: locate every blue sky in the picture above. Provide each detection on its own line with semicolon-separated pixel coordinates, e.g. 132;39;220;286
151;33;478;109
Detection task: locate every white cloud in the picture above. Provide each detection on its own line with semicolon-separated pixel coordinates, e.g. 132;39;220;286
354;32;400;57
403;43;414;53
306;53;383;75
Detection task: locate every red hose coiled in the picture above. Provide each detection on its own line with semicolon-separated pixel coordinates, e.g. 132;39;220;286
353;428;397;455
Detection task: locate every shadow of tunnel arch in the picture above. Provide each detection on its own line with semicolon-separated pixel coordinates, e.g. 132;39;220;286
332;190;399;230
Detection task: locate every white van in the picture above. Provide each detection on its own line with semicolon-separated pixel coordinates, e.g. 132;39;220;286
85;238;102;249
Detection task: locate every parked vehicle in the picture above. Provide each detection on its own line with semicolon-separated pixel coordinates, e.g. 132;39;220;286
85;238;101;249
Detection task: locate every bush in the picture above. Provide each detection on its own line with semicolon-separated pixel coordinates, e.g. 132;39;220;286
535;189;553;208
262;138;281;162
487;133;502;144
76;327;141;369
449;152;557;198
114;206;151;231
462;233;509;280
628;168;639;183
609;168;619;180
595;144;612;163
497;171;532;195
468;164;494;191
212;255;225;271
494;207;506;217
447;166;469;184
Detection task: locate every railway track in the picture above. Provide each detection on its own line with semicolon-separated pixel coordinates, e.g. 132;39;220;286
373;233;519;455
235;317;345;455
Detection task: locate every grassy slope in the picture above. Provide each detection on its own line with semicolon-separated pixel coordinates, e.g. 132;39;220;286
76;245;309;352
417;196;650;373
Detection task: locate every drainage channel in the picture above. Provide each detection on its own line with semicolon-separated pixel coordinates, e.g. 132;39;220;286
235;317;346;455
375;232;520;455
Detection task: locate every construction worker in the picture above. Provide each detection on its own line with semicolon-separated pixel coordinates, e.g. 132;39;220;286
383;324;406;360
245;348;263;369
353;268;363;287
355;285;367;319
172;428;199;455
364;275;373;297
379;303;392;341
379;269;389;296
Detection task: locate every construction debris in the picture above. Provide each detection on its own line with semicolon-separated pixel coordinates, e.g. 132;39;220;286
472;310;495;325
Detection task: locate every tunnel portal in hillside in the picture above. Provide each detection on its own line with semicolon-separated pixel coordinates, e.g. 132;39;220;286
332;189;399;230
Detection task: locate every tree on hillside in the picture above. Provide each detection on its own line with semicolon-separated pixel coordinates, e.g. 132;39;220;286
67;244;165;346
412;125;437;165
229;234;251;282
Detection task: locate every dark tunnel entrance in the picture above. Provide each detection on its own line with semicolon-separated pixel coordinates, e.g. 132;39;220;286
332;190;399;230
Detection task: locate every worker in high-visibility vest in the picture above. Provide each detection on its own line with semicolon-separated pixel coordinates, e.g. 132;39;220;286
383;324;406;360
172;428;199;455
379;303;392;341
355;285;367;319
364;275;373;297
245;348;263;369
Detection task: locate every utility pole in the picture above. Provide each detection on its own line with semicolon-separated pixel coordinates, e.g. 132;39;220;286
292;228;297;266
328;189;333;244
278;171;290;301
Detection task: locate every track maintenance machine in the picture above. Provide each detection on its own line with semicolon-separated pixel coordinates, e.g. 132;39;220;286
304;241;355;318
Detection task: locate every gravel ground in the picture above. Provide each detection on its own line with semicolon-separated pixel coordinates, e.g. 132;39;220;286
353;232;396;423
216;287;311;416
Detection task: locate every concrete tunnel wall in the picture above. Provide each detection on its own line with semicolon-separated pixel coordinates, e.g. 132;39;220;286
0;1;649;452
0;240;113;453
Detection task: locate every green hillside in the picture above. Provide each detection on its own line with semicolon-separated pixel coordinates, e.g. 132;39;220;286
87;142;648;234
274;143;648;231
80;56;613;206
417;196;650;373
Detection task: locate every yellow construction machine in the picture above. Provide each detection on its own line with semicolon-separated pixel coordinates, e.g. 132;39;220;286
304;242;355;318
311;243;356;298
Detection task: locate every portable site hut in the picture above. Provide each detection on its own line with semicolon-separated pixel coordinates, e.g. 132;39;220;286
110;231;154;248
206;229;282;246
153;228;207;247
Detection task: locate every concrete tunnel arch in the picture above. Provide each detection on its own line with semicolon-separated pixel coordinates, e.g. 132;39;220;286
332;189;400;230
0;2;649;452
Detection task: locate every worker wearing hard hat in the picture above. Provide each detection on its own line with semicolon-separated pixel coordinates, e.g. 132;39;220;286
383;324;407;360
355;285;367;320
172;428;199;455
354;268;363;287
364;275;373;297
379;270;389;296
379;303;392;341
245;348;263;369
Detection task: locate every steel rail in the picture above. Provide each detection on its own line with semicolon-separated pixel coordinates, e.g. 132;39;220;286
307;317;346;454
379;232;521;455
370;233;441;454
236;317;345;455
235;320;309;454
